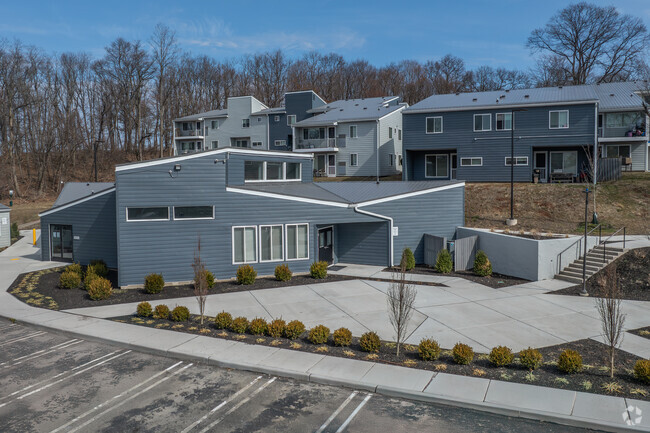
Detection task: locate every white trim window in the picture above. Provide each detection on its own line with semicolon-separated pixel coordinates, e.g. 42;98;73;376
389;154;395;166
274;115;280;122
210;140;219;149
274;140;287;147
473;114;491;132
126;207;169;222
460;157;483;167
242;119;250;128
426;116;443;134
211;120;219;129
349;125;358;138
173;206;214;220
549;110;569;129
550;151;578;175
287;115;296;126
286;223;309;260
605;145;631;158
260;225;283;262
233;226;257;264
244;161;301;182
495;113;512;131
350;153;358;167
398;129;402;140
389;127;393;139
505;156;529;166
425;154;449;178
252;141;262;147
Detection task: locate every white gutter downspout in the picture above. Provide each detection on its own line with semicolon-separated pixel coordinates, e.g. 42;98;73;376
376;119;380;183
593;103;599;188
353;205;394;267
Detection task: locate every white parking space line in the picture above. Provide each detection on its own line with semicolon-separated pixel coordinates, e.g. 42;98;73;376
61;363;194;433
0;331;46;347
0;324;17;332
335;394;372;433
181;375;263;433
197;377;277;433
315;391;359;433
50;361;186;433
2;340;81;367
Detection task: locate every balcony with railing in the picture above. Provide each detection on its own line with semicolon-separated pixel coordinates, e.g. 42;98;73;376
175;128;204;138
294;137;345;151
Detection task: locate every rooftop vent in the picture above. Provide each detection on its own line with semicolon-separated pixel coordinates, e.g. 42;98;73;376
455;92;460;96
363;107;367;110
505;89;510;93
524;94;530;98
500;95;506;99
558;86;563;89
355;103;359;106
610;94;615;97
340;108;344;111
472;98;478;102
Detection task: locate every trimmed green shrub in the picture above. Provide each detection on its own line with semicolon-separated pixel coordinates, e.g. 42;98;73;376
137;301;153;317
230;316;249;334
84;271;100;291
284;320;306;340
205;270;215;289
154;304;170;320
489;346;514;367
248;317;268;335
170;306;190;322
310;261;328;279
11;222;19;239
519;348;543;371
89;260;108;277
557;349;583;374
144;273;165;294
473;250;492;277
66;263;82;274
401;247;415;271
418;338;441;361
452;343;474;365
308;325;330;344
633;359;650;384
434;249;453;274
267;318;286;338
59;270;81;289
274;264;292;281
359;331;381;353
332;327;352;347
87;277;112;300
214;311;233;329
236;265;257;285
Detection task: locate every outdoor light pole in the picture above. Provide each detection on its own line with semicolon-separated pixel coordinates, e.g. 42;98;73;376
581;188;590;296
506;109;526;226
9;189;14;207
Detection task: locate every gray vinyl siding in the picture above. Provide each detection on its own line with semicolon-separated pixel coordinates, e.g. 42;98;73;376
336;222;389;265
269;92;323;151
377;109;403;176
225;153;313;185
40;191;117;267
630;143;647;171
0;210;10;248
268;113;290;151
336;121;377;177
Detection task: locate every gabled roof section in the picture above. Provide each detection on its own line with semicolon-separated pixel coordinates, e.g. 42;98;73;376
591;81;648;111
54;182;115;207
0;203;10;211
317;180;462;204
294;97;406;127
174;108;228;122
252;107;286;115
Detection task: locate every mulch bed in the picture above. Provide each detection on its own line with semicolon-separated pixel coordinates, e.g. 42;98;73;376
384;265;529;289
552;247;650;301
629;326;650;340
112;314;650;401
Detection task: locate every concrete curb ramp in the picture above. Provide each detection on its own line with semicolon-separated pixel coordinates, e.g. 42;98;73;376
4;309;648;433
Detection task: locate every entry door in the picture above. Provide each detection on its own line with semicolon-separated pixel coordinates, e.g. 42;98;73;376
327;154;336;176
51;225;73;262
450;153;457;180
534;151;547;182
318;226;333;264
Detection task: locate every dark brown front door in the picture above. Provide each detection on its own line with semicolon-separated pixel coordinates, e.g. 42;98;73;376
318;226;333;264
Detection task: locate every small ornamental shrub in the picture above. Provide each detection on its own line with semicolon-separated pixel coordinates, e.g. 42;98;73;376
87;277;112;300
144;273;165;294
236;265;257;285
452;343;474;365
308;325;330;344
310;261;328;279
267;318;286;337
214;311;233;329
473;250;493;277
557;349;583;374
137;301;153;317
59;270;81;289
170;306;190;322
154;304;170;320
84;271;100;291
274;264;292;282
284;320;306;340
11;222;19;239
434;249;453;274
633;359;650;384
204;270;215;289
332;328;352;347
519;348;544;371
89;260;108;277
401;247;416;271
489;346;514;367
359;331;381;353
230;316;249;334
418;338;441;361
66;263;82;274
248;318;268;335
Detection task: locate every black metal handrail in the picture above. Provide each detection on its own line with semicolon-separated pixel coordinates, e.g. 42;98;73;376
557;224;601;274
600;226;626;263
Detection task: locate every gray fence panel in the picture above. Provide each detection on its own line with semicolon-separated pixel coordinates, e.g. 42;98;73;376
597;158;621;182
423;234;446;267
454;236;478;271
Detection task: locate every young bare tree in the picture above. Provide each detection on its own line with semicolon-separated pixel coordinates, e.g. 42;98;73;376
594;264;626;378
192;237;208;326
387;259;417;357
150;23;178;158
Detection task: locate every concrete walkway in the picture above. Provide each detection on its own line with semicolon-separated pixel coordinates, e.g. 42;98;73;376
1;233;649;432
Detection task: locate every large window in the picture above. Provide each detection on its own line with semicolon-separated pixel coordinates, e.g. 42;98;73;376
605;113;642;128
496;113;512;131
550;151;577;175
286;224;309;260
244;161;301;182
426;117;443;134
211;120;219;129
549;110;569;129
460;157;483;167
126;207;169;221
473;114;491;132
260;225;283;262
505;156;529;166
244;161;265;181
303;127;326;140
266;162;283;180
425;154;449;178
349;125;358;138
287;115;296;126
286;162;301;180
233;226;257;263
173;206;214;220
606;145;631;158
242;119;250;128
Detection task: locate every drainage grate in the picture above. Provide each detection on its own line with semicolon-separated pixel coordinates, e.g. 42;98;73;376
328;265;346;271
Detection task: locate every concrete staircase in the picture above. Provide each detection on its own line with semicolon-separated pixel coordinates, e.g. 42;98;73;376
555;244;626;285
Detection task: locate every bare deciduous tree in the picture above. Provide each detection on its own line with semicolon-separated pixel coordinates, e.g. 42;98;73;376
387;260;417;357
192;236;208;326
594;265;626;378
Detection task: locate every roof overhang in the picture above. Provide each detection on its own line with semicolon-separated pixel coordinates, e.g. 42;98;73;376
39;187;116;217
598;136;647;143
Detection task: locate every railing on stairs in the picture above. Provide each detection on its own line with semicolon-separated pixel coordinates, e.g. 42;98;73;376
600;226;626;263
557;224;601;275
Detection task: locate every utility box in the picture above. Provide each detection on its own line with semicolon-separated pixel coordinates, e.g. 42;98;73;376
0;204;11;249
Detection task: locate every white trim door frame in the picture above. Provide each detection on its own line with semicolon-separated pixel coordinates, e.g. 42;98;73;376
533;151;547;182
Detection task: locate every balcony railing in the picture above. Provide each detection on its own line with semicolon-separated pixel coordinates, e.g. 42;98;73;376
295;137;345;150
175;128;203;137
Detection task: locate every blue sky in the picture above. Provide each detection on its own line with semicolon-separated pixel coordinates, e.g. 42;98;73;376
2;0;649;70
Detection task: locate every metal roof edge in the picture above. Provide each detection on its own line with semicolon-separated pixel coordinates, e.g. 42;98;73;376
39;187;116;217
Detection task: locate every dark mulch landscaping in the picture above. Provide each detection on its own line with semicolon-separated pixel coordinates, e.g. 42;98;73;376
384;265;529;289
552;247;650;301
629;326;650;340
112;313;650;401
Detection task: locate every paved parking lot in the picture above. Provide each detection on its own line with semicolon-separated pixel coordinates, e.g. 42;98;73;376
0;323;591;432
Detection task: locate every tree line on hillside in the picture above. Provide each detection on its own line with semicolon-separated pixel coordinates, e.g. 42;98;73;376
0;2;648;199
